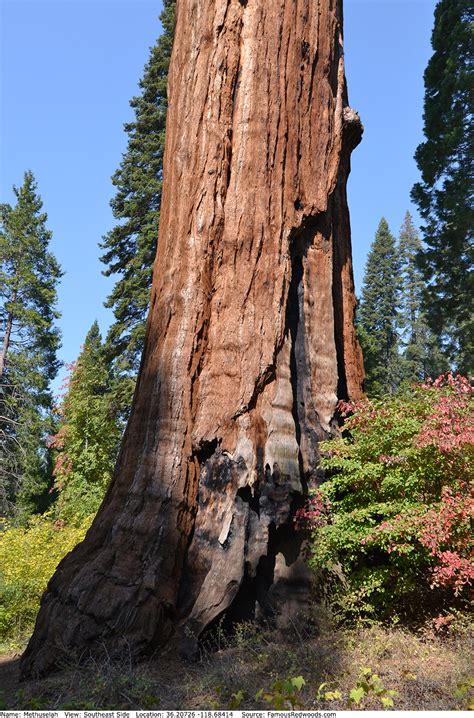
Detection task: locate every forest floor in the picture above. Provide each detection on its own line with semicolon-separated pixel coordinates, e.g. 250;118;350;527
0;614;472;711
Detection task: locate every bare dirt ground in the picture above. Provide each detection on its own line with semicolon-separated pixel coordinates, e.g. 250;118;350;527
1;619;472;711
0;654;21;704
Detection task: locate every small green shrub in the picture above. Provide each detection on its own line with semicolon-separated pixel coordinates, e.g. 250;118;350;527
318;667;398;709
0;513;91;648
453;677;474;710
256;676;306;709
228;689;245;709
206;683;246;710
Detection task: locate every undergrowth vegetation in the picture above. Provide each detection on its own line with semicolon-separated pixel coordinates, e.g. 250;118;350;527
1;615;472;710
0;514;91;649
296;374;473;621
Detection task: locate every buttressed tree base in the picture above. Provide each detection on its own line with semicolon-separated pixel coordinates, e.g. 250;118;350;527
22;0;364;677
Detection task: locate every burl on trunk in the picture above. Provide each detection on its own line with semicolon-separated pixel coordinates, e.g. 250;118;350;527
22;0;363;676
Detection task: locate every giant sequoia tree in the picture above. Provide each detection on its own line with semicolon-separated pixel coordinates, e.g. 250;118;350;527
22;0;364;676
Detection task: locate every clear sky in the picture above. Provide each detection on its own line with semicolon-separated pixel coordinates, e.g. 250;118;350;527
1;0;437;393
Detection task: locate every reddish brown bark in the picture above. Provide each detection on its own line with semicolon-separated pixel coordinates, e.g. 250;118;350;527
21;0;364;677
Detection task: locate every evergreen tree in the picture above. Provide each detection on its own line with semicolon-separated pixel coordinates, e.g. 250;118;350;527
50;322;121;524
411;0;473;373
398;211;448;383
358;218;402;397
0;172;62;517
100;1;176;418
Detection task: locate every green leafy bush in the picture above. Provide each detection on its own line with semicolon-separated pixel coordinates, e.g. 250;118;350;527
297;374;473;620
256;676;306;709
0;514;90;647
318;667;398;709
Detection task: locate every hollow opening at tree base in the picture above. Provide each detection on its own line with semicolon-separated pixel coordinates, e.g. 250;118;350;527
186;515;315;658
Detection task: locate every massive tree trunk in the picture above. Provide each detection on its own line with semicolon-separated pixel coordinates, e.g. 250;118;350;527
22;0;363;677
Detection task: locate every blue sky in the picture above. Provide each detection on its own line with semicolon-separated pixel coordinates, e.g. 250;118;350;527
1;0;437;392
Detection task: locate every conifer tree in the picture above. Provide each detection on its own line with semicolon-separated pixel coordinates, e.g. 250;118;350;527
398;211;448;383
100;1;176;417
0;172;62;517
358;218;402;397
411;0;473;373
50;322;121;524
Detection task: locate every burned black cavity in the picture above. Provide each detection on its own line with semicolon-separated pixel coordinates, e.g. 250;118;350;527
285;225;323;488
237;485;260;516
195;438;219;465
200;494;309;647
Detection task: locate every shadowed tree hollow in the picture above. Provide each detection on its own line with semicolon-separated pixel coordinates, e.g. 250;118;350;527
22;0;364;677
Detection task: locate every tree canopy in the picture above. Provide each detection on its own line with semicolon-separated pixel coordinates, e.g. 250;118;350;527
49;322;121;524
411;0;473;373
0;171;62;517
358;218;402;397
398;211;448;383
100;1;176;418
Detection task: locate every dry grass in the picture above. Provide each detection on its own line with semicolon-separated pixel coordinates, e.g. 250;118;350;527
0;612;472;711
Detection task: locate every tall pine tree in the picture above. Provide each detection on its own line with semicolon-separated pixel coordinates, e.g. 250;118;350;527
358;218;402;397
100;1;175;417
398;211;448;383
0;171;62;517
50;322;121;524
411;0;473;373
